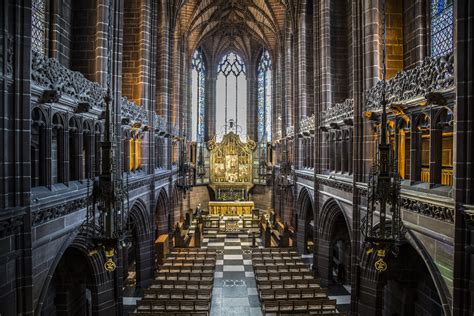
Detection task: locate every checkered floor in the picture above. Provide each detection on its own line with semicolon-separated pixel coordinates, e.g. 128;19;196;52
202;232;264;316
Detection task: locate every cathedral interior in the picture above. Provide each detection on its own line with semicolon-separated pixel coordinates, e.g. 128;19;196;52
1;0;474;315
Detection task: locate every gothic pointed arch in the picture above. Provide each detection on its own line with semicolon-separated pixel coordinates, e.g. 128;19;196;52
155;188;170;236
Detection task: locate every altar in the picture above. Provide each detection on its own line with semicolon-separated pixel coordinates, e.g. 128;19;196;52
208;201;254;216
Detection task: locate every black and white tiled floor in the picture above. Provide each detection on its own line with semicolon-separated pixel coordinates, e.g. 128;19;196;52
202;233;264;316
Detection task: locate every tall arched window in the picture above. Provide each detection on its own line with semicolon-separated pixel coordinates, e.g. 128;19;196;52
431;0;454;57
191;49;206;142
257;50;272;142
32;0;48;55
216;52;247;140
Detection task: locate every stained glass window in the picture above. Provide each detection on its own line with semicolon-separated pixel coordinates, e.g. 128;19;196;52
192;49;206;142
216;52;247;141
431;0;454;57
32;0;47;55
257;50;272;142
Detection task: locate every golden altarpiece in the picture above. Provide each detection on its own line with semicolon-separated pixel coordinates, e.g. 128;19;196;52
207;132;256;215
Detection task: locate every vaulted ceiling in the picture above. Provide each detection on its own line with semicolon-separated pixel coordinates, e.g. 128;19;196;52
177;0;291;61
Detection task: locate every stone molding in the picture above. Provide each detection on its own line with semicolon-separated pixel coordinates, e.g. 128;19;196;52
32;196;90;227
400;196;454;223
365;54;454;111
314;175;455;223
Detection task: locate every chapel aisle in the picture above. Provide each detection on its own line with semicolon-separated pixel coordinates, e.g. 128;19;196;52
202;230;264;316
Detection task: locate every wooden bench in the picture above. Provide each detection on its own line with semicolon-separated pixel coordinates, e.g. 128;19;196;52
255;271;314;281
254;265;310;274
256;279;321;290
252;253;301;260
150;280;213;290
159;266;215;274
261;299;338;315
155;272;214;281
259;288;327;301
252;258;305;267
162;259;216;267
166;253;217;260
144;288;212;301
136;299;210;314
171;248;216;254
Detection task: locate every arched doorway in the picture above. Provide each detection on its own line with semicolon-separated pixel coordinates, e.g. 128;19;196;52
155;189;169;236
122;200;153;296
317;199;351;287
38;231;116;316
358;237;447;316
296;188;314;255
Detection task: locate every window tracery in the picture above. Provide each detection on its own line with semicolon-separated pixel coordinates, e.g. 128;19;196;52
431;0;454;57
192;49;206;142
257;50;272;142
216;52;247;140
32;0;48;55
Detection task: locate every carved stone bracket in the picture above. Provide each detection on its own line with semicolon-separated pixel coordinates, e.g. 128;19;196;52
31;51;106;109
32;196;90;227
322;98;354;126
365;54;454;111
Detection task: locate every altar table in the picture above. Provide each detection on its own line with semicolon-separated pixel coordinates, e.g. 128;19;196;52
208;201;254;216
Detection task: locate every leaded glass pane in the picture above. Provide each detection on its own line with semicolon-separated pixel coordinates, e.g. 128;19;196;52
32;0;47;55
431;0;454;57
192;49;206;142
257;50;272;142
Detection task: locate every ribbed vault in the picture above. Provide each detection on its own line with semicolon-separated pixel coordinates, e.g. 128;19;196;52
177;0;289;58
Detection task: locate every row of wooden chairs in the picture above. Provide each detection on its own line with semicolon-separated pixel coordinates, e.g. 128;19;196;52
254;265;310;273
262;299;339;314
163;259;216;267
166;254;217;260
252;258;305;267
252;253;301;261
149;279;213;290
259;288;327;301
257;279;321;290
159;266;215;274
155;272;214;281
136;299;210;313
171;248;215;254
251;248;297;255
255;271;314;281
144;288;212;301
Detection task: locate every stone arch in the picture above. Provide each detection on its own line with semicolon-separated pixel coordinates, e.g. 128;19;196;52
155;188;170;236
170;184;180;227
316;198;351;287
36;225;115;316
357;226;448;316
123;199;153;291
295;187;313;254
